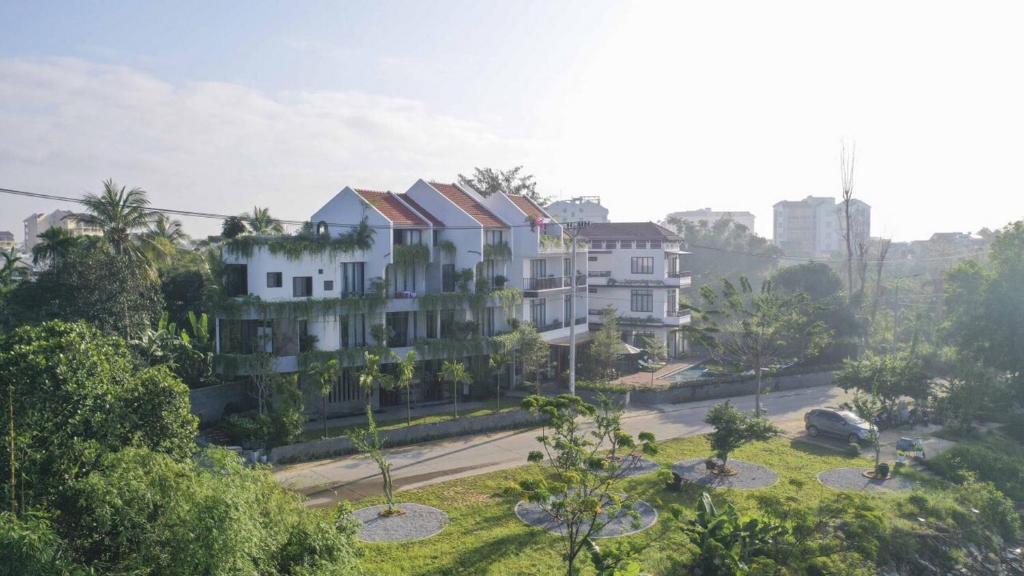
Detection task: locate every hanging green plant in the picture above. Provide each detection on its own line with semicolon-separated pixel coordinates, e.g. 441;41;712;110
437;239;457;258
393;243;430;270
483;241;512;260
224;218;375;261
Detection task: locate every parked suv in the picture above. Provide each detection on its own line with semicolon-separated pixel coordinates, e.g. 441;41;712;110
804;408;876;444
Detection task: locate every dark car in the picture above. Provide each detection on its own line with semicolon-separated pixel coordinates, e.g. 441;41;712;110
804;408;876;444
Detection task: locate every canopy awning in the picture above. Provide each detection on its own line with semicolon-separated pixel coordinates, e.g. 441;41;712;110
547;332;594;347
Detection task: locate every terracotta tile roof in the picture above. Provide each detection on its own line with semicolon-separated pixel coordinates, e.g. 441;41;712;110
508;195;547;221
578;222;682;242
428;182;507;228
355;190;428;227
396;193;445;227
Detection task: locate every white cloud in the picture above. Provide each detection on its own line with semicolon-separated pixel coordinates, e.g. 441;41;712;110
0;57;552;239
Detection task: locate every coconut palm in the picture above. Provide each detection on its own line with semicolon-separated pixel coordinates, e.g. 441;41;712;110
144;213;188;245
81;179;153;257
31;227;79;266
243;206;284;235
439;360;471;418
308;358;341;439
1;248;24;287
394;351;417;426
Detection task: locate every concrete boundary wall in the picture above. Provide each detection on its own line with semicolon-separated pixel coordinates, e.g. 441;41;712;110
270;409;548;464
579;370;835;407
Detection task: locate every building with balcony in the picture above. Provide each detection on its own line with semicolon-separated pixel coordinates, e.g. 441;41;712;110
545;196;609;224
666;208;756;234
23;210;102;252
213;180;588;417
579;222;691;358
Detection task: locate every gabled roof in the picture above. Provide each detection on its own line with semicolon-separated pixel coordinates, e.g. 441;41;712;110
355;189;428;227
396;193;445;227
429;182;507;228
578;222;681;242
508;195;548;221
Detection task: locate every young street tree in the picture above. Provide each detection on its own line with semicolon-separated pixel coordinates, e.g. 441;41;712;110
516;324;550;394
519;395;656;576
850;392;884;469
588;307;622;381
348;407;400;516
358;351;390;412
307;357;341;439
438;360;471;418
688;277;829;416
394;351;417;426
705;401;780;472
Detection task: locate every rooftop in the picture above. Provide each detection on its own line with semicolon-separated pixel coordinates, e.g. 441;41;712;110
429;182;507;228
508;195;547;222
578;221;681;242
396;193;445;227
356;190;429;227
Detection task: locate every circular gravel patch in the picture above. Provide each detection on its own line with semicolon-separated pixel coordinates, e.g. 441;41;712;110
671;459;778;489
353;503;448;543
603;455;660;478
818;467;916;493
515;496;658;538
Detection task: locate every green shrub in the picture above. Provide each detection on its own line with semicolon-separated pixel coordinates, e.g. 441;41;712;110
1001;413;1024;443
222;413;269;449
927;444;1024;500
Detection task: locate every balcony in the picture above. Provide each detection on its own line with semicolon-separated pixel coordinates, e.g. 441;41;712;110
523;275;587;297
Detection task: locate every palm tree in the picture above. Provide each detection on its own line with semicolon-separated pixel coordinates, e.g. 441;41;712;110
308;358;341;439
81;179;153;257
244;206;284;235
394;351;417;426
439;360;471;418
31;227;78;266
0;248;24;288
144;213;188;245
358;351;390;412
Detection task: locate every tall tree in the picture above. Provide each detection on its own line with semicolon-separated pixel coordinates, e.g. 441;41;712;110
244;206;284;235
517;324;550;393
688;277;829;416
588;307;622;380
0;248;23;289
144;213;188;245
81;179;153;258
221;215;247;239
458;166;548;205
839;141;857;298
393;351;418;426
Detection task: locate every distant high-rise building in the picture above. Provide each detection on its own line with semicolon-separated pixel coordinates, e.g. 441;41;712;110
772;196;870;258
666;208;756;234
23;210;102;251
545;196;609;224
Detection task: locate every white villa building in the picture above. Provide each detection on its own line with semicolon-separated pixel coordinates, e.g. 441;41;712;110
23;210;102;252
214;180;588;415
580;222;691;359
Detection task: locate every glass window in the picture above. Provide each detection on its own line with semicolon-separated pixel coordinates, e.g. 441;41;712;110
224;264;248;297
324;280;334;291
620;240;632;249
630;289;653;313
530;298;546;327
564;258;571;278
292;276;313;298
605;241;616;250
441;263;456;293
530;259;546;279
635;240;647;249
589;241;603;249
631;257;654;274
341;262;365;296
564;294;572;325
485;229;504;245
267;272;282;288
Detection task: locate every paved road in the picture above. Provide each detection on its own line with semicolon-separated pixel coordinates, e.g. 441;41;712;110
274;385;851;507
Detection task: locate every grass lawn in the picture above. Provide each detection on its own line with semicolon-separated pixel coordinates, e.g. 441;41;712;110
300;401;519;442
347;435;883;576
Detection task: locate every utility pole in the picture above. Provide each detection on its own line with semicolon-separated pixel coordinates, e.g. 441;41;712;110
563;220;590;396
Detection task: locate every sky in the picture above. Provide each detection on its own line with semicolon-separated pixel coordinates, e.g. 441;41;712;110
2;0;1024;242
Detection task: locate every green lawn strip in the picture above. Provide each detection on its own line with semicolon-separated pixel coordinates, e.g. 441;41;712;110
300;402;519;442
348;436;880;576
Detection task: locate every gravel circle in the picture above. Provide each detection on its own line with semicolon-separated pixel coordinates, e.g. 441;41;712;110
818;467;916;493
605;455;660;478
671;459;779;489
353;503;449;543
515;496;658;538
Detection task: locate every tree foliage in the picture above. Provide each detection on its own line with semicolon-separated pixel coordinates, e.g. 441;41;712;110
243;206;285;235
458;166;548;205
0;321;197;510
588;307;622;380
835;353;930;419
704;402;780;469
519;395;656;576
674;492;788;575
348;407;399;515
80;178;153;258
665;217;781;291
439;360;471;418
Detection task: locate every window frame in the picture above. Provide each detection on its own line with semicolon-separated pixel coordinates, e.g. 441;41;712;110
267;272;283;288
630;288;653;313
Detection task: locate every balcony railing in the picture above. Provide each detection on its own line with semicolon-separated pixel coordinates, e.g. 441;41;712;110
524;275;587;291
668;270;692;278
666;309;690;317
575;316;588;325
588;270;612;277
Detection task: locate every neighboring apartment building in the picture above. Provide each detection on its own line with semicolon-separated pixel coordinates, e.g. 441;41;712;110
545;196;609;224
23;210;102;251
666;208;756;233
214;180;588;416
580;222;691;358
772;196;870;258
0;231;16;251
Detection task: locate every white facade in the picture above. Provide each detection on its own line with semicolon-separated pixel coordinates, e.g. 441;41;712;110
0;231;16;252
667;208;756;234
546;196;609;224
23;210;102;251
580;223;691;359
773;196;870;258
215;181;588;415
